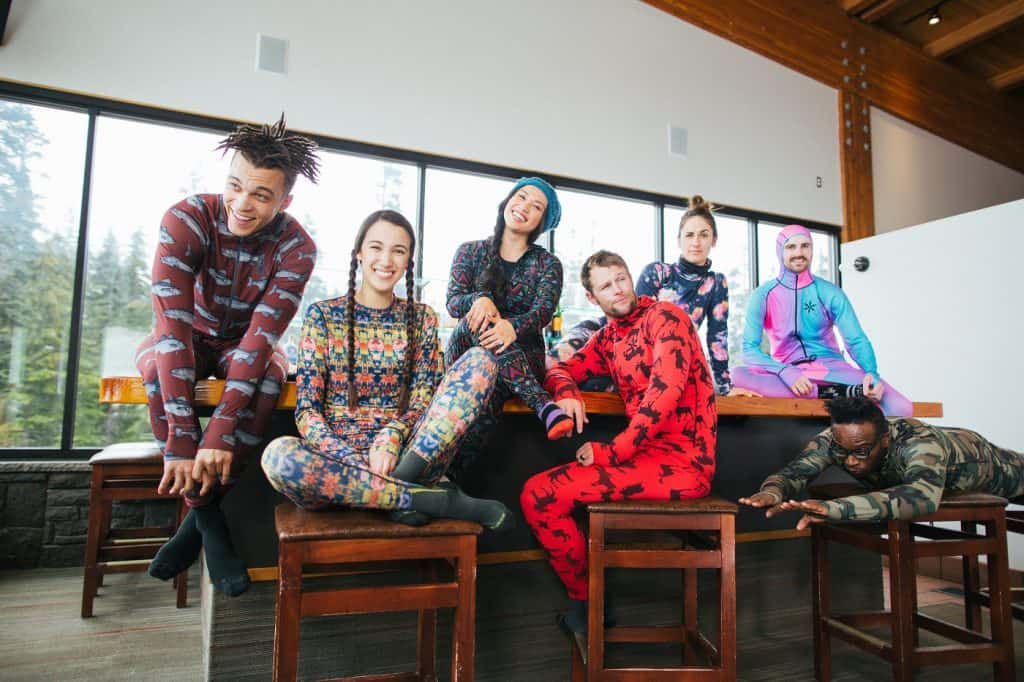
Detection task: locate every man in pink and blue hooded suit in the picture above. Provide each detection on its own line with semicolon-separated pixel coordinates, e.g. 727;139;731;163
731;224;912;416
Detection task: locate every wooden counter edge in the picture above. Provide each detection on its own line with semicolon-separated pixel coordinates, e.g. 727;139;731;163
99;377;942;419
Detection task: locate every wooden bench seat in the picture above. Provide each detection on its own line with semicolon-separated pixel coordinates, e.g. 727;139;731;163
100;376;943;418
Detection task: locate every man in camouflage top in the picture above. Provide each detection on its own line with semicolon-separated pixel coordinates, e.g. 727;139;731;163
740;397;1024;529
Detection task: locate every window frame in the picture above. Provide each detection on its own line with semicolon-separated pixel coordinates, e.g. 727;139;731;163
0;80;840;459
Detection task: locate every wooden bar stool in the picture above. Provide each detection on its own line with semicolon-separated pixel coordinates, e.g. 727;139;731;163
81;442;187;618
963;496;1024;626
811;492;1016;681
571;496;738;681
272;504;481;682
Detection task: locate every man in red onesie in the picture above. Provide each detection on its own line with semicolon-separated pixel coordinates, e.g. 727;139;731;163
137;116;320;596
521;250;717;634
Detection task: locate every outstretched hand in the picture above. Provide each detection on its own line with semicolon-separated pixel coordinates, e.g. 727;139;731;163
775;499;829;530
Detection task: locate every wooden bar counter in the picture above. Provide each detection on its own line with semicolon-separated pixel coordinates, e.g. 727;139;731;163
101;377;942;680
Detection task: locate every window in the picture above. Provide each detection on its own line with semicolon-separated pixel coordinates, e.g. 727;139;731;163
73;118;419;447
0;101;88;447
276;150;418;367
420;169;510;345
0;86;842;456
73;117;227;447
553;190;656;330
663;208;752;369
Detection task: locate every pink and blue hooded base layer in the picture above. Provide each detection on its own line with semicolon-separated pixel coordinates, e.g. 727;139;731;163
731;225;911;416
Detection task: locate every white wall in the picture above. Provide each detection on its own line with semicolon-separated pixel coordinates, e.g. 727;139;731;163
871;108;1024;234
842;199;1024;562
1;0;841;225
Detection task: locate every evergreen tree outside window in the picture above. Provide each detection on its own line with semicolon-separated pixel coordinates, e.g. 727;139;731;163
73;118;418;447
552;191;654;330
0;102;87;448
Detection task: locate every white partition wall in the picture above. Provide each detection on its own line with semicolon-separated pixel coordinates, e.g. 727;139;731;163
841;198;1024;563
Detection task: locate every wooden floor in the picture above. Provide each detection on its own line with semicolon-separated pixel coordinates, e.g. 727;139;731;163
0;565;1019;681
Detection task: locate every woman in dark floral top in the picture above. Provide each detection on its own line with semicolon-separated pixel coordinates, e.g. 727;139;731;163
446;177;573;474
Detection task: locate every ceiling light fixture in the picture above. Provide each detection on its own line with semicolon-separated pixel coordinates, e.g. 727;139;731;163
902;1;948;27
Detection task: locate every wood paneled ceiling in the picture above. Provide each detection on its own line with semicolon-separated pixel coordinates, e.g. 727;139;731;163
844;0;1024;94
643;1;1024;177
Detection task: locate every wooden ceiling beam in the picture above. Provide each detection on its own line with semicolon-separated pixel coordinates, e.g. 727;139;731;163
860;0;909;23
841;0;879;13
990;63;1024;91
924;0;1024;58
642;1;1024;175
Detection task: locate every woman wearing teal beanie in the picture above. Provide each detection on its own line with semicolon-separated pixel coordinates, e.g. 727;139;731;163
441;177;571;477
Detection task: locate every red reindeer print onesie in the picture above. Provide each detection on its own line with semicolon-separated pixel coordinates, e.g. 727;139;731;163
520;296;717;599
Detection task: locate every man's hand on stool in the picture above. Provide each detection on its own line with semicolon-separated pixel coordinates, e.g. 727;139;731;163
159;459;196;496
193;448;233;497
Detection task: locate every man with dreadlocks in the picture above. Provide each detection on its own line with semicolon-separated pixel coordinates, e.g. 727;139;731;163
137;115;320;596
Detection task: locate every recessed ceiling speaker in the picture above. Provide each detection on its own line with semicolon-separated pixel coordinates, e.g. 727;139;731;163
256;34;288;75
668;125;688;158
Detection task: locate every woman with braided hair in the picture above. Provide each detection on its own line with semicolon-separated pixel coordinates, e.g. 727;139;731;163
261;210;513;530
445;178;572;475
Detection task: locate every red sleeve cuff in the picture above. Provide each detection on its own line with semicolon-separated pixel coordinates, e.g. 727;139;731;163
590;441;613;467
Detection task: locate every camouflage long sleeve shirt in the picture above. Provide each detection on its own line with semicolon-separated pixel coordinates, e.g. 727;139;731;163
760;418;1024;520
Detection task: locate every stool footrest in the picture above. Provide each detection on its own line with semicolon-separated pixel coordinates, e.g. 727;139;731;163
319;672;420;682
915;537;997;558
301;582;459;618
589;666;728;680
602;548;721;569
914;643;1006;666
825;617;892;660
835;611;891;629
107;527;174;540
605;626;685;643
915;613;991;645
98;542;167;561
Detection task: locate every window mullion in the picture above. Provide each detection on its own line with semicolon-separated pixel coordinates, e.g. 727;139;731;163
60;107;98;452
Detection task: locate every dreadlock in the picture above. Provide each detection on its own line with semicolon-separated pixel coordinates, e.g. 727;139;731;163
346;210;419;413
477;189;545;307
215;113;320;191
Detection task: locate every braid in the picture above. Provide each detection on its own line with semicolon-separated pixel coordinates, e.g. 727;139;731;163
346;250;359;409
398;266;417;413
215;113;321;190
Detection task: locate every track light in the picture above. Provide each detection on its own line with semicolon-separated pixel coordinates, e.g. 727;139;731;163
902;2;947;26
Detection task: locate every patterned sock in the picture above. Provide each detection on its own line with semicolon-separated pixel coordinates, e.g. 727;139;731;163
148;510;201;581
540;402;573;440
194;503;250;597
816;382;865;400
408;486;515;532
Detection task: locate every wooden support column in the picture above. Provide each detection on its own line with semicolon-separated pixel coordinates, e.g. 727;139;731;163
839;90;874;242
